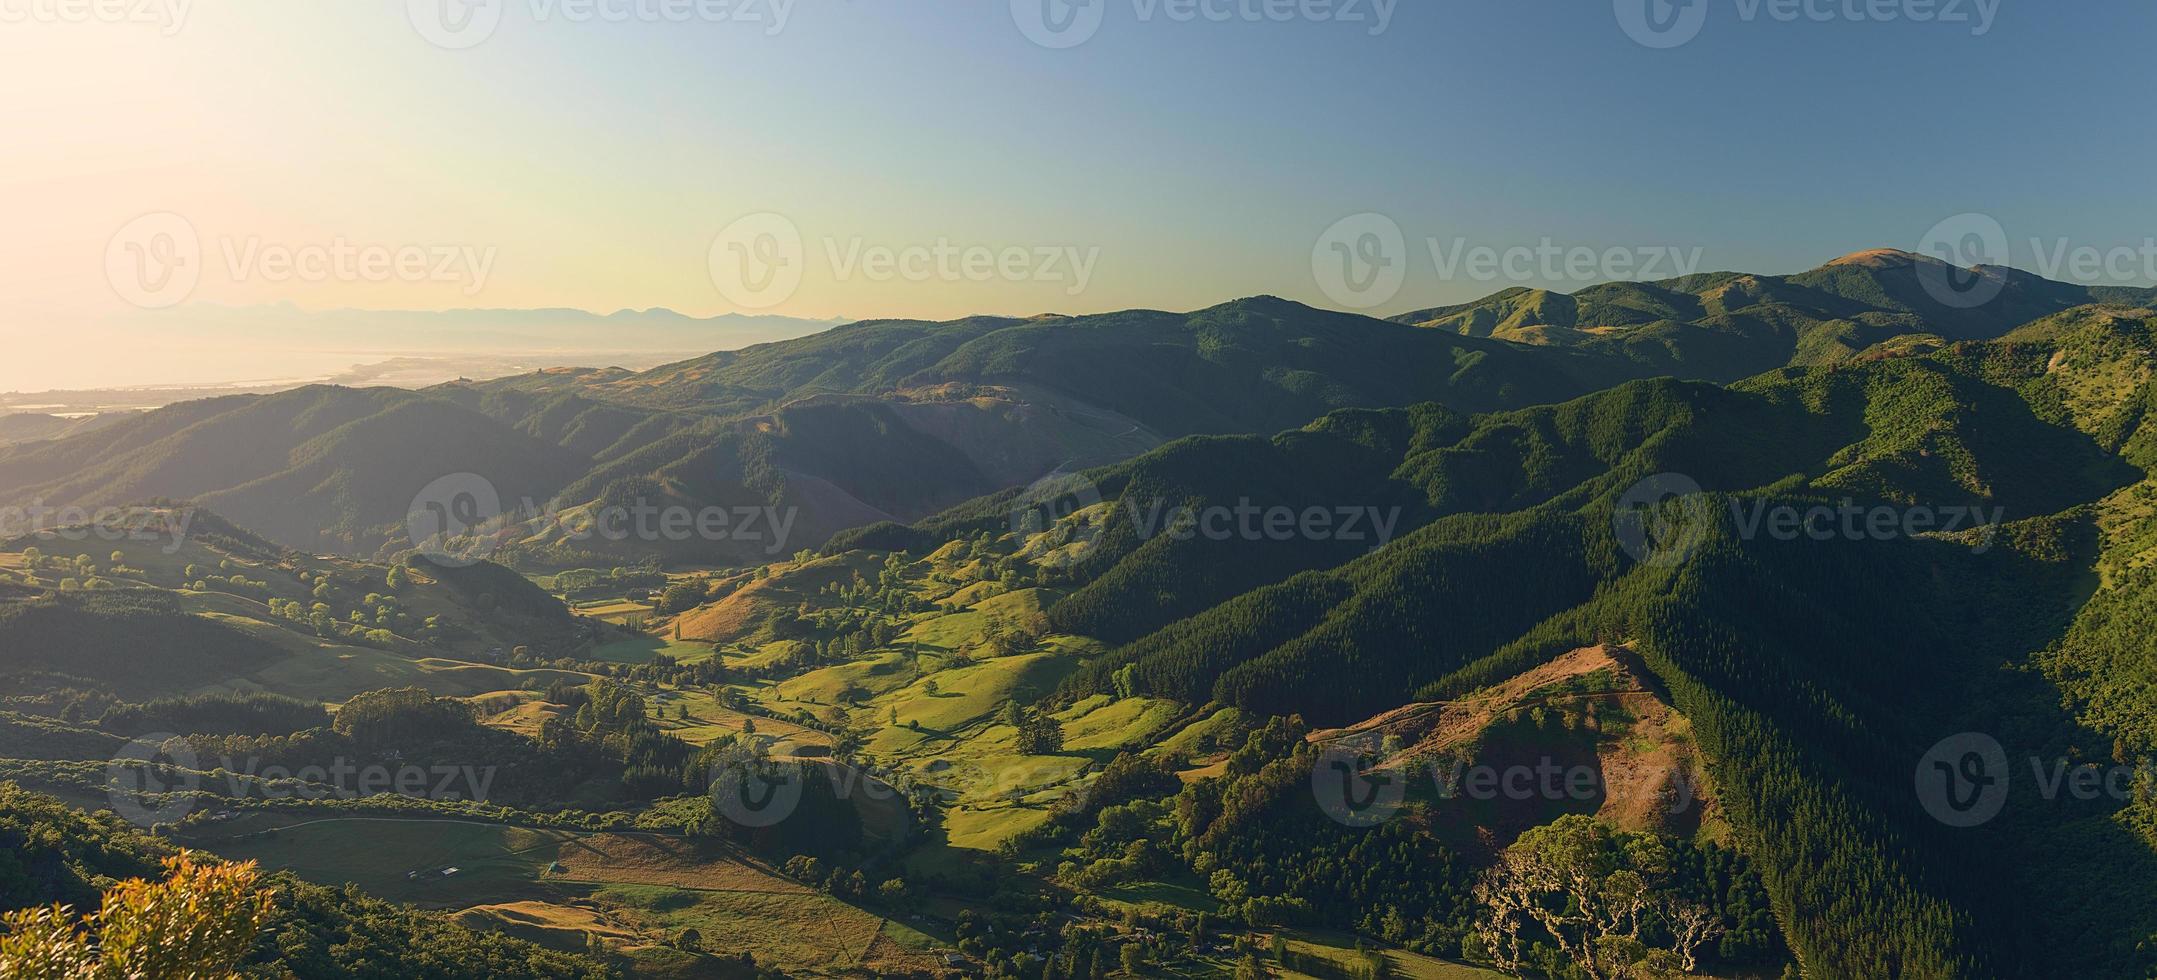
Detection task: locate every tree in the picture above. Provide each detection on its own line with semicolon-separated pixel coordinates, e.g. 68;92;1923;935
1018;712;1065;754
1473;815;1722;980
1120;944;1146;976
1662;898;1728;974
656;581;706;615
0;853;276;978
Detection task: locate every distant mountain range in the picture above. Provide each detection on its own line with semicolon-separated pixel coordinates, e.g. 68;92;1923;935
149;303;853;354
0;305;852;399
0;412;130;449
3;249;2150;568
1389;247;2157;377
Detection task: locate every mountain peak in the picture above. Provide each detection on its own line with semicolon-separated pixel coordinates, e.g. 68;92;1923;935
1211;295;1332;317
1823;247;1926;268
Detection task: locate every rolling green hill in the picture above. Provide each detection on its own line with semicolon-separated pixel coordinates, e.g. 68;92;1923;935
0;512;600;707
0;297;1664;569
15;262;2140;572
1393;249;2157;381
16;263;2157;978
817;313;2157;977
0;412;131;448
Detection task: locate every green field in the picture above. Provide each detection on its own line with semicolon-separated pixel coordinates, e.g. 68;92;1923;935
188;815;937;975
773;651;914;704
692;573;1184;857
896;586;1051;654
1057;694;1182;753
649;686;833;747
196;612;591;703
591;634;719;665
594;885;887;972
195;818;580;907
877;652;1076;735
1279;931;1506;980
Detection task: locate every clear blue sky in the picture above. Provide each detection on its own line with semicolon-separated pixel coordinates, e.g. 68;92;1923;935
8;0;2154;334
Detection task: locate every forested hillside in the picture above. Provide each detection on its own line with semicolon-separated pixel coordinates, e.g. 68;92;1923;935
814;302;2157;977
0;293;1801;567
8;261;2157;979
1392;249;2157;380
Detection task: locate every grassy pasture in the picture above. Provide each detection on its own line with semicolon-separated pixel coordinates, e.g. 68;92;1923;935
649;686;832;748
195;612;591;703
189;814;924;975
594;884;886;973
876;652;1077;735
576;599;655;622
590;634;718;665
198;818;579;907
1277;930;1505;979
1056;694;1182;752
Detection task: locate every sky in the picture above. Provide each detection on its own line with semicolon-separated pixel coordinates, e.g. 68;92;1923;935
2;0;2154;391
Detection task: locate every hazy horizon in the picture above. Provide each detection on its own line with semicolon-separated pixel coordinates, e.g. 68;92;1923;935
9;2;2157;391
10;8;2157;979
0;238;2137;397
